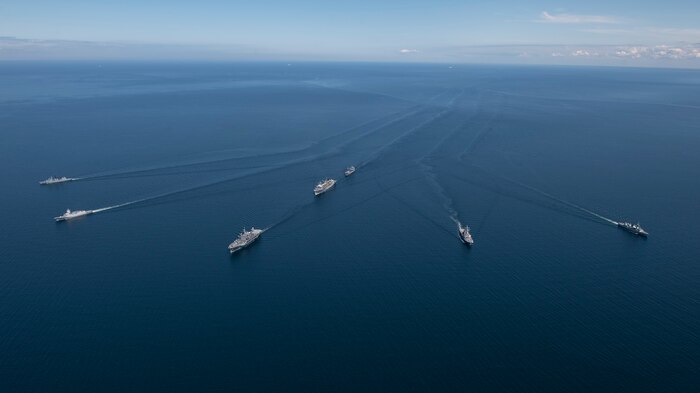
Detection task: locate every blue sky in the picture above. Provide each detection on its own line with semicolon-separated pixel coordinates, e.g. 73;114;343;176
1;1;700;66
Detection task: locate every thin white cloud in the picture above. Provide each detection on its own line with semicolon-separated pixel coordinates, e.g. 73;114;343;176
2;36;699;67
439;43;700;65
614;45;700;59
581;27;700;42
571;49;599;57
580;28;633;34
539;11;621;24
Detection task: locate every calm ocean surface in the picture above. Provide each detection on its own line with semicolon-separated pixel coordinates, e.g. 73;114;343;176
1;62;699;392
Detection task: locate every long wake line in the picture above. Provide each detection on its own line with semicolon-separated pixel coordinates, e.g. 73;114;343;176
58;106;425;183
90;196;155;213
478;166;619;226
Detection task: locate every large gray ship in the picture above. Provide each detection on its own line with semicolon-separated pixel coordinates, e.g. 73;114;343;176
228;227;263;254
617;221;648;237
458;223;474;246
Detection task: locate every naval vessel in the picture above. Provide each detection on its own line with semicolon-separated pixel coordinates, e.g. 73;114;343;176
55;209;94;222
314;179;336;196
40;176;76;185
617;221;648;237
228;227;263;254
458;223;474;246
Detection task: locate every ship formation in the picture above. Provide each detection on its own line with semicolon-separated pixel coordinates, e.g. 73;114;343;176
43;162;651;256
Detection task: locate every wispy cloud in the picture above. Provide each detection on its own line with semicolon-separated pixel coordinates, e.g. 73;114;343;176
580;28;633;35
613;45;700;59
399;48;418;54
581;26;700;43
571;49;599;57
432;43;700;67
538;11;621;24
547;44;700;60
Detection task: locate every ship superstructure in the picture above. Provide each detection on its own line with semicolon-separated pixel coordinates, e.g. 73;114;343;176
40;176;76;185
314;178;336;196
228;227;263;253
458;223;474;246
617;221;648;237
54;209;94;222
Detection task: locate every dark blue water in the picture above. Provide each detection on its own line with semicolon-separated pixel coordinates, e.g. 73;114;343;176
1;62;699;392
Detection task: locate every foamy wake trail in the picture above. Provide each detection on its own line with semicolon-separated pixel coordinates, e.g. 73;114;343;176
268;204;309;229
75;107;423;182
498;173;618;226
90;197;153;213
358;90;466;170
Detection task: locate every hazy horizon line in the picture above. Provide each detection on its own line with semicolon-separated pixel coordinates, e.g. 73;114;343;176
1;36;699;69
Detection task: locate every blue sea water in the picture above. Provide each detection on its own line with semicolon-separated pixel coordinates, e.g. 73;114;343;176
1;62;699;392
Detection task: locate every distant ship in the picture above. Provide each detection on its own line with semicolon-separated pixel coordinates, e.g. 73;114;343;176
228;227;263;254
40;176;76;185
458;223;474;246
314;178;336;196
344;166;356;177
54;209;94;222
617;221;648;237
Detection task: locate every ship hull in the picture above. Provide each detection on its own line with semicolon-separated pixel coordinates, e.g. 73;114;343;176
617;223;648;237
40;178;75;185
229;241;256;254
314;183;335;196
55;211;93;221
458;229;474;246
228;233;262;254
620;228;648;237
